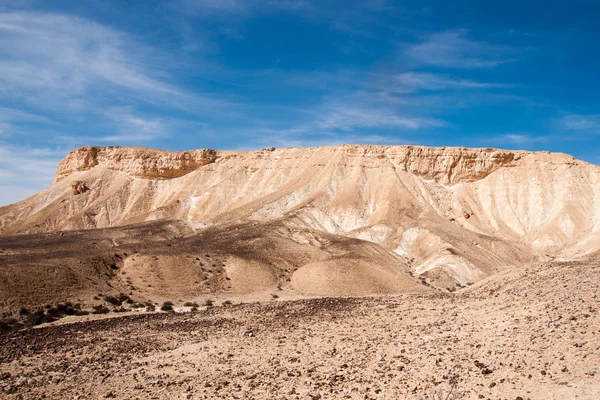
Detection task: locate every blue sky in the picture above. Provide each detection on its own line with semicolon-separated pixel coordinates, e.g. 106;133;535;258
1;0;599;205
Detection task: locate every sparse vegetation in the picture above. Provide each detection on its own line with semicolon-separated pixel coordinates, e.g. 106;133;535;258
161;301;174;312
203;299;214;307
104;295;120;306
103;293;132;306
92;305;110;314
0;302;95;332
184;302;199;307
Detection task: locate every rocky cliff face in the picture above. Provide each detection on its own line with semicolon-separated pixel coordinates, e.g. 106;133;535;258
53;145;532;185
53;146;218;182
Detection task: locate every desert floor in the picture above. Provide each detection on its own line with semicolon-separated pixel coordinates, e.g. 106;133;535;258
1;259;599;400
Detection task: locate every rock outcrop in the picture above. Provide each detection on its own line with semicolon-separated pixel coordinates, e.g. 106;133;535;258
53;145;535;185
54;146;218;182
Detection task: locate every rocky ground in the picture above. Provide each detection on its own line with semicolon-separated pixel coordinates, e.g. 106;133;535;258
1;259;599;400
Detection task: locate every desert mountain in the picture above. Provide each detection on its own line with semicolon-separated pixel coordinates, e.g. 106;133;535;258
1;144;599;312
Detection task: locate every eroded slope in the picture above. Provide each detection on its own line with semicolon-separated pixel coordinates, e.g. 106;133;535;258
1;144;598;298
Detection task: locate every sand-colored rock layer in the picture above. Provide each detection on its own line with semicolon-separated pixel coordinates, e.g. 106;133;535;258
53;146;218;182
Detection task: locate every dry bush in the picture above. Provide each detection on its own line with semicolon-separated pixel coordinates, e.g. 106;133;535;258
425;383;463;400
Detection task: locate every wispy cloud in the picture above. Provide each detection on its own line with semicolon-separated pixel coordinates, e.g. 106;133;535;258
502;133;547;144
406;30;517;68
99;113;169;143
178;0;393;36
0;106;54;136
0;107;53;124
394;72;510;91
226;98;446;150
558;114;600;134
0;143;65;205
480;133;550;150
316;105;444;131
179;0;313;15
0;12;228;114
0;13;162;102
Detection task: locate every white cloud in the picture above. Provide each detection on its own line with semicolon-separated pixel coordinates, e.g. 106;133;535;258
394;72;509;91
406;30;516;69
0;12;226;113
99;113;168;143
316;105;444;131
480;133;549;149
559;114;600;133
502;134;547;144
0;107;54;136
0;107;53;123
179;0;312;15
0;144;65;206
178;0;391;36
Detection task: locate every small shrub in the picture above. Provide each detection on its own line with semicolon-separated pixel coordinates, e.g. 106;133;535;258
190;306;198;312
92;305;110;314
271;294;279;299
203;299;214;307
24;310;45;326
146;304;156;312
74;310;90;316
19;307;30;316
45;307;62;319
161;301;174;312
103;295;121;306
56;303;77;316
118;293;131;303
184;302;199;307
41;314;57;324
131;303;146;309
222;300;232;306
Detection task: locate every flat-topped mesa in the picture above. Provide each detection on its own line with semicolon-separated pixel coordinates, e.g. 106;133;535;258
52;144;579;185
53;146;218;183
